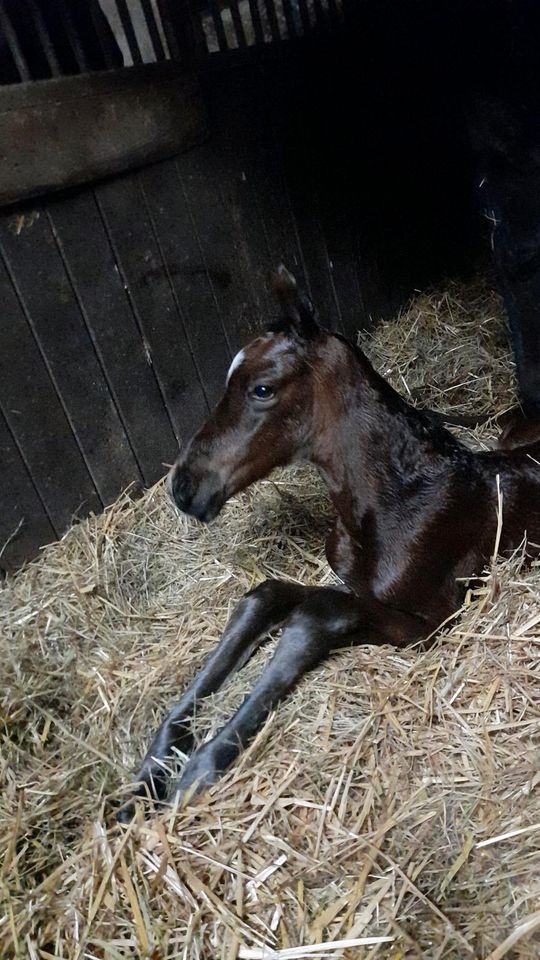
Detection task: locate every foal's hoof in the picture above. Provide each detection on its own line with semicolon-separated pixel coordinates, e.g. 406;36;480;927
171;747;221;804
116;790;168;824
116;763;169;823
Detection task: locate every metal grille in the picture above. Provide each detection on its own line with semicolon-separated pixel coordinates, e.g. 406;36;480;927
0;0;177;84
196;0;345;54
0;0;344;85
99;0;174;64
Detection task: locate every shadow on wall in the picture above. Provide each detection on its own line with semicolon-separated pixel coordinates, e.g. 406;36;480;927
277;0;540;295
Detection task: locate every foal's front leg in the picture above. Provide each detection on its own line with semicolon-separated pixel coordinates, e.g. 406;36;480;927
171;587;426;803
117;579;308;822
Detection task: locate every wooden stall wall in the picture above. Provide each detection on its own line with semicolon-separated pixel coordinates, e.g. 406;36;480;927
0;1;482;573
0;70;354;572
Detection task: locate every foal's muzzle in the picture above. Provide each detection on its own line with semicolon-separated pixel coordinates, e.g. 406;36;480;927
167;463;225;523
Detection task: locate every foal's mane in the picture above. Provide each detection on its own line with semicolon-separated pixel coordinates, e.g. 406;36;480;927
264;307;470;456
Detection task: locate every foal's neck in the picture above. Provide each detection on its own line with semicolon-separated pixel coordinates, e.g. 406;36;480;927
310;335;466;527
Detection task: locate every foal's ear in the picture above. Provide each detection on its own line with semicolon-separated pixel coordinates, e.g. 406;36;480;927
270;264;319;340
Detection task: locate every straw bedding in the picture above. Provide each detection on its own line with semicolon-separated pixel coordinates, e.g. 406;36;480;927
1;277;539;960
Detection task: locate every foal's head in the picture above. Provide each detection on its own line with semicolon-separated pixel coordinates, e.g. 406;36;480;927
167;267;347;521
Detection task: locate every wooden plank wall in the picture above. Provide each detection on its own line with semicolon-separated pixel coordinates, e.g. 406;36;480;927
0;58;405;574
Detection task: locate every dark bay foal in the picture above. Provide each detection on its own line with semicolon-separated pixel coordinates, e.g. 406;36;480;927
118;268;540;822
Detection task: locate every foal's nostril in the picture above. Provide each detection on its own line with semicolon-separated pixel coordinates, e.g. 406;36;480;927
167;463;224;522
167;466;192;510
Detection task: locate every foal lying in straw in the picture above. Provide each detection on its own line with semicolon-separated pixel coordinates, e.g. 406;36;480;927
118;267;540;821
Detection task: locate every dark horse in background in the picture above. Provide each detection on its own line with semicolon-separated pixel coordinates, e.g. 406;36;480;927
287;0;540;446
118;268;540;821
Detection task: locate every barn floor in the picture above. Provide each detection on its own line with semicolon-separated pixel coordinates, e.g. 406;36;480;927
2;278;539;960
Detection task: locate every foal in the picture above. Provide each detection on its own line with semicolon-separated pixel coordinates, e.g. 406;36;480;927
118;268;540;821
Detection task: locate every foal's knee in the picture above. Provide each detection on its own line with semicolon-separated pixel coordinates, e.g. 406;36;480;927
274;590;361;663
245;578;280;602
232;580;281;623
244;578;308;613
292;588;358;631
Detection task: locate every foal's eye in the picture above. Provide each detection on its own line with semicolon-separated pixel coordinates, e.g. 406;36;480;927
252;384;275;401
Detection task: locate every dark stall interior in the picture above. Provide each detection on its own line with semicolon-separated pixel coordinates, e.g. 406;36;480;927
0;0;506;573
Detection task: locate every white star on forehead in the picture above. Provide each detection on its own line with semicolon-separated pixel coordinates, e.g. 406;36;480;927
226;349;246;384
226;333;290;386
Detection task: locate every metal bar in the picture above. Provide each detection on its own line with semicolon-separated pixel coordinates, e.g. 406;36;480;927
263;0;280;41
326;0;341;28
155;0;182;61
159;0;209;64
114;0;144;64
282;0;298;38
25;0;61;77
207;0;229;51
89;0;121;70
0;0;31;81
312;0;328;31
54;0;89;73
247;0;264;44
228;0;248;47
295;0;312;34
139;0;167;60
